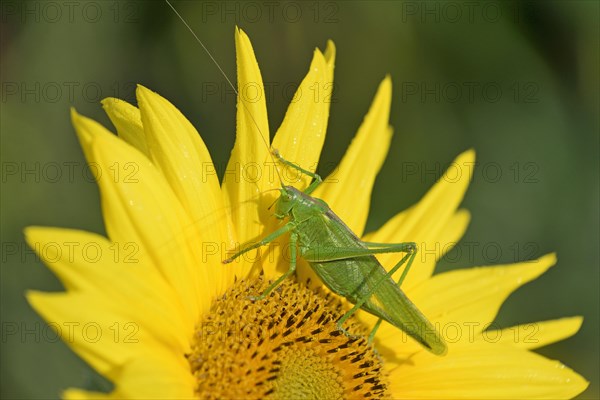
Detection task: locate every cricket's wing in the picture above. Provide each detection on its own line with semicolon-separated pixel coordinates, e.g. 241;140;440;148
296;212;447;355
361;276;447;355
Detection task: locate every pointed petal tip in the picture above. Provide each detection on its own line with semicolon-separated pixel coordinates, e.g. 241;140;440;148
62;388;110;400
364;76;392;121
70;109;95;145
69;107;82;126
550;315;584;339
23;226;42;248
23;226;72;252
457;148;476;165
25;290;47;308
324;40;336;63
570;315;584;328
100;97;122;110
135;84;153;99
386;125;394;139
539;252;558;267
235;25;245;36
311;48;327;70
445;149;477;183
235;28;256;62
235;28;257;63
136;85;164;107
492;252;557;283
23;225;38;238
454;208;472;226
378;75;393;97
135;85;168;115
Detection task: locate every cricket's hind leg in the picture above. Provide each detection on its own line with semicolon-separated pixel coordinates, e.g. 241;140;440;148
302;241;418;343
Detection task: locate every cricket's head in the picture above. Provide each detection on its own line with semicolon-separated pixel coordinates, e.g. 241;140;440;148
273;185;301;219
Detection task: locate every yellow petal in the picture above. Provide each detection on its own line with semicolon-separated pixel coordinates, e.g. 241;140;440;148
414;253;557;337
101;97;149;157
357;209;471;332
271;45;333;190
63;355;195;399
63;389;109;400
110;355;195;399
371;254;557;359
24;227;189;352
27;291;176;380
222;27;271;277
387;208;471;294
364;150;475;290
223;38;335;280
71;110;214;322
262;42;334;280
136;86;233;290
485;317;583;350
357;210;470;344
389;342;589;399
314;76;392;236
431;208;471;263
324;40;336;67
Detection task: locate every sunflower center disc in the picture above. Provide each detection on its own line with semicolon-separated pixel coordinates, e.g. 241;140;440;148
188;278;388;399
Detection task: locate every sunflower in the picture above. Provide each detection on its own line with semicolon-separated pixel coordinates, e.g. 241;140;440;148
26;28;588;399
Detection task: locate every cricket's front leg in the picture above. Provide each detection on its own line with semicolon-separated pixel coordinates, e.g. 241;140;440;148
249;231;299;301
272;149;323;194
222;223;294;264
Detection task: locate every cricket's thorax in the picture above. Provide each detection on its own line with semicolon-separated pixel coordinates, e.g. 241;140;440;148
289;190;329;219
287;190;376;298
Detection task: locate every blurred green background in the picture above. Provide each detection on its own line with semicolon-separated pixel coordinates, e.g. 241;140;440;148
1;0;598;398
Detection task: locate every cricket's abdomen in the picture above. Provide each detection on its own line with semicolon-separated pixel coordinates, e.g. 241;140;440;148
311;258;447;355
293;210;447;355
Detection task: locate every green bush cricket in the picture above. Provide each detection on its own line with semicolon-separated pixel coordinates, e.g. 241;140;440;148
222;150;447;356
165;0;447;356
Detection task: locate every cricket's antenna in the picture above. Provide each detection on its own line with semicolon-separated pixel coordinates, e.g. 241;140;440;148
164;0;285;187
164;0;236;95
